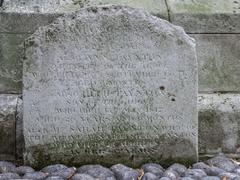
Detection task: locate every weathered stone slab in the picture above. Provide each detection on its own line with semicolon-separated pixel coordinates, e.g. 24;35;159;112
0;94;18;161
0;12;61;34
191;34;240;92
1;0;168;19
198;94;240;156
0;33;27;94
0;13;61;93
23;6;198;168
167;0;240;33
16;96;24;163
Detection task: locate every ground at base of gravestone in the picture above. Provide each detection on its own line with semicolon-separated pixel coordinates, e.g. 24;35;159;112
0;154;240;180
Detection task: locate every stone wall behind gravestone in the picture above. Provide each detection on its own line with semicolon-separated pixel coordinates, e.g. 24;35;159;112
23;6;198;168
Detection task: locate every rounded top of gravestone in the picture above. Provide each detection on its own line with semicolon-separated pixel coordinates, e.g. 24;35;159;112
24;5;195;47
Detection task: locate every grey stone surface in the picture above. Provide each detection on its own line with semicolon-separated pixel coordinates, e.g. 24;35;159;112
0;0;168;19
167;0;240;33
0;13;61;93
0;95;18;161
0;34;27;94
22;6;197;167
2;93;239;161
192;34;240;92
1;1;240;94
16;96;23;163
198;94;240;155
0;13;61;34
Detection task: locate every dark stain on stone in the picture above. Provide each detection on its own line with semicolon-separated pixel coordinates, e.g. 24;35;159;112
160;86;165;91
102;7;109;11
0;0;4;7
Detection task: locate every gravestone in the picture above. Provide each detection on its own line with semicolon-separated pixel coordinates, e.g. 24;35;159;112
23;5;198;168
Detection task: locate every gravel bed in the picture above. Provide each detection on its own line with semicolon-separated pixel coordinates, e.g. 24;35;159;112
0;154;240;179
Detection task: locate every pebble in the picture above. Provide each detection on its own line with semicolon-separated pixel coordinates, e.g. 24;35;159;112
22;171;48;180
167;163;187;176
71;173;95;180
111;164;140;180
219;172;240;179
0;172;20;179
159;177;171;180
0;154;240;180
233;167;240;176
206;155;237;172
192;162;225;176
141;172;158;180
45;176;65;180
180;177;195;180
50;167;75;179
184;169;207;179
78;164;116;180
16;165;35;176
141;163;164;177
162;169;179;179
41;164;68;174
0;161;16;173
201;176;221;180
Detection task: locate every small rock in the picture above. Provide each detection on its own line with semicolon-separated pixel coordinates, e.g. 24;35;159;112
192;162;210;171
162;170;179;179
201;176;220;180
219;172;240;179
77;165;103;173
159;177;171;180
206;155;237;172
51;167;75;179
180;177;195;180
0;172;20;179
184;169;207;179
208;166;226;176
111;164;140;180
45;176;65;180
141;163;164;177
0;161;16;173
41;164;68;174
72;173;95;180
167;163;187;176
141;172;158;180
16;166;35;176
78;164;116;180
23;171;48;180
192;162;225;176
233;167;240;175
